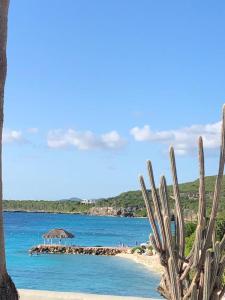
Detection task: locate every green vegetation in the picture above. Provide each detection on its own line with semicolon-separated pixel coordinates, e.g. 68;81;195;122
185;232;195;257
3;200;93;214
184;222;197;237
184;222;197;256
96;190;144;208
3;175;225;219
96;175;225;217
184;220;225;256
216;219;225;240
131;246;144;254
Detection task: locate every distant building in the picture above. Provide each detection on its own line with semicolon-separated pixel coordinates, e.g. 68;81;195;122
80;199;96;204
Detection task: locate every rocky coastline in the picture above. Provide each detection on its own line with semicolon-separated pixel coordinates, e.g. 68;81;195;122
4;206;141;217
4;205;197;220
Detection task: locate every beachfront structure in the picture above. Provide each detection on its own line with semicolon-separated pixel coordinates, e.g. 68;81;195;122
42;229;75;245
139;106;225;299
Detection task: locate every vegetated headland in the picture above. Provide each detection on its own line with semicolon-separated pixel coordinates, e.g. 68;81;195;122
3;175;225;221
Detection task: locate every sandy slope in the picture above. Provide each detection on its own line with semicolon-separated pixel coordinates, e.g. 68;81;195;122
18;289;159;300
116;253;163;275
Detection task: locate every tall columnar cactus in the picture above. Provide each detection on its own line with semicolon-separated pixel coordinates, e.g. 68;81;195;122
139;106;225;299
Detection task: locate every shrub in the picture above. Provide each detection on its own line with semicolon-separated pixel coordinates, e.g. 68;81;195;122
184;219;225;257
185;232;195;257
216;219;225;241
131;246;144;254
185;222;197;237
147;245;153;251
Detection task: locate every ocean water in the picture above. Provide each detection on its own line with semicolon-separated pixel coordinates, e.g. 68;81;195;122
4;212;162;298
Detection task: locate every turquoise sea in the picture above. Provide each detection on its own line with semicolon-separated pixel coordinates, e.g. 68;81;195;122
4;212;162;298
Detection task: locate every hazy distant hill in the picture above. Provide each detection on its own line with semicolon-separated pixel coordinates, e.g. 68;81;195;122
59;197;83;202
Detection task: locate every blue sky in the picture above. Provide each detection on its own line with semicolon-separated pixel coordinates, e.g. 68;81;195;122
3;0;225;200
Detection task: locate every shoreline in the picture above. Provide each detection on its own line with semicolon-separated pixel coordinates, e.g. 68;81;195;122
116;253;163;275
18;289;159;300
29;244;163;275
18;255;163;300
4;210;148;219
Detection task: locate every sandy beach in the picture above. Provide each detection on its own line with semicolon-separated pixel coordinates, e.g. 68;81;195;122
116;253;163;275
18;289;160;300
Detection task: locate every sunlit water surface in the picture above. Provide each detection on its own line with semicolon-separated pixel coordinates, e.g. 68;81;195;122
4;212;162;298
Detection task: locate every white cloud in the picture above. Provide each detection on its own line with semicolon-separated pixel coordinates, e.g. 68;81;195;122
101;131;125;149
3;130;24;144
130;121;221;155
47;129;126;151
27;127;39;134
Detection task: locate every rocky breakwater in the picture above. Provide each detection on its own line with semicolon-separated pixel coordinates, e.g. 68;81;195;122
29;245;130;256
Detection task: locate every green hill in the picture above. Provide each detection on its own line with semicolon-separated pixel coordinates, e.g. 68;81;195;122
96;175;225;213
3;175;225;218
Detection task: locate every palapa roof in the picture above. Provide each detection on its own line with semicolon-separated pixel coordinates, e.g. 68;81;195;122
42;228;75;239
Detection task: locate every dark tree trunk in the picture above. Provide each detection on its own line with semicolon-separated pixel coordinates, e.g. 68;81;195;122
0;1;18;299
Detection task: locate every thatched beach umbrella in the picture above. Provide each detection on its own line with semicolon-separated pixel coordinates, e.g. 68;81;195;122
42;228;75;245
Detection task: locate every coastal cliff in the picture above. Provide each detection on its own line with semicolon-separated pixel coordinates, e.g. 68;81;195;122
89;206;136;217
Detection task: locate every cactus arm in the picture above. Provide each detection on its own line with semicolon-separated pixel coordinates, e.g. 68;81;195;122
168;257;181;300
190;283;197;300
159;176;171;221
164;216;179;273
203;250;212;300
210;242;221;295
193;225;201;267
149;234;161;254
147;160;167;251
139;175;162;251
219;233;225;252
216;255;225;291
170;147;185;269
203;106;225;253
